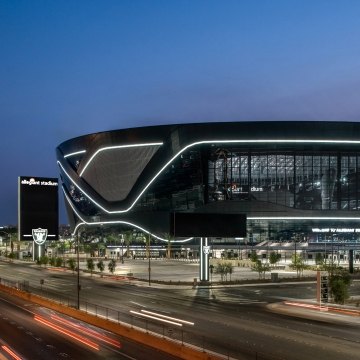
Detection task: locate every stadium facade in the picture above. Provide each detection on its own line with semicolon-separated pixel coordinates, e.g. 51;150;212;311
56;121;360;258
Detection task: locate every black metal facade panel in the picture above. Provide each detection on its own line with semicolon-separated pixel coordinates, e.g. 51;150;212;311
81;145;161;202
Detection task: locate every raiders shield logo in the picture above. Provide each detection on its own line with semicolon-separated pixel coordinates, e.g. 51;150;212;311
203;245;211;255
32;228;48;245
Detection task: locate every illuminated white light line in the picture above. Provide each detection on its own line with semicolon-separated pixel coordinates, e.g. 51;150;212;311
130;301;144;307
204;237;208;281
64;150;86;158
141;310;194;325
58;161;117;214
130;310;183;326
200;238;203;280
63;188;193;243
248;217;360;221
58;138;360;215
79;142;163;177
23;234;56;237
64;187;360;240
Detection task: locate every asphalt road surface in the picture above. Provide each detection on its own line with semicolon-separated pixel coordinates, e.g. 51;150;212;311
0;291;180;360
1;258;360;360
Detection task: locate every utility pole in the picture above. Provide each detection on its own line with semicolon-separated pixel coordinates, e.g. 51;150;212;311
148;233;151;286
77;231;80;309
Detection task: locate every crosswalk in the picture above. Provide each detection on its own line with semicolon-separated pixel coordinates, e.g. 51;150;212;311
195;288;266;305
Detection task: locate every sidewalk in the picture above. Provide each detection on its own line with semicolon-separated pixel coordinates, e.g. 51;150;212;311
268;299;360;325
76;258;318;283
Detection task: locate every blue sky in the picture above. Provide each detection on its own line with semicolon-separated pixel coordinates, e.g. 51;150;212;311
1;0;360;225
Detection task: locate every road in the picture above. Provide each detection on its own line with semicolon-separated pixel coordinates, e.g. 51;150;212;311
1;258;360;359
0;290;180;360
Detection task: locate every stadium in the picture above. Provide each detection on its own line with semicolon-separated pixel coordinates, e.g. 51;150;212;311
56;121;360;268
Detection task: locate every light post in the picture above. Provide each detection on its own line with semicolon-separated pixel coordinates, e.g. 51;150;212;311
120;235;124;264
324;236;327;266
77;232;80;309
73;225;84;310
145;233;151;286
331;235;334;269
235;237;242;260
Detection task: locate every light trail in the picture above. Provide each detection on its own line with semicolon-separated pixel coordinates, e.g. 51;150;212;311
50;314;121;348
130;310;183;326
140;310;194;326
1;345;22;360
34;315;99;351
284;301;360;316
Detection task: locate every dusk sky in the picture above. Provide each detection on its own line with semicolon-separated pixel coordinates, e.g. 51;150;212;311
1;0;360;225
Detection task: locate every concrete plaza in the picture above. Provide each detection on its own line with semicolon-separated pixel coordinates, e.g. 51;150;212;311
77;257;317;283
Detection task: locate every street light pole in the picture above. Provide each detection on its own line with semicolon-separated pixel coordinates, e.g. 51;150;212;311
121;235;124;264
148;233;151;286
77;231;80;310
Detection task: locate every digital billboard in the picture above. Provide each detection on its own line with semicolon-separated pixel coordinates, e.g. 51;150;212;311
170;212;246;237
18;176;59;241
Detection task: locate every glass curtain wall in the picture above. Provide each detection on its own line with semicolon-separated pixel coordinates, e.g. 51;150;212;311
208;149;360;211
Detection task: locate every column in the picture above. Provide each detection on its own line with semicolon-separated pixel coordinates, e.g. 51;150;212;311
200;237;210;281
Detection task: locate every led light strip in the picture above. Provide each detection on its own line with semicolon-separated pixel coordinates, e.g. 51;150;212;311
58;137;360;215
79;142;163;177
205;238;208;280
63;187;193;242
248;216;360;221
66;182;360;238
200;238;203;280
23;234;57;237
64;150;86;158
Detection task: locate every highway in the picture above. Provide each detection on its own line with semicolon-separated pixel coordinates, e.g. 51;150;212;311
0;290;180;360
1;259;360;359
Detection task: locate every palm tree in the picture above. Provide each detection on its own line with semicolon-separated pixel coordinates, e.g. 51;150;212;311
124;230;133;258
86;258;95;276
163;233;174;259
108;259;116;274
67;258;76;274
97;259;105;277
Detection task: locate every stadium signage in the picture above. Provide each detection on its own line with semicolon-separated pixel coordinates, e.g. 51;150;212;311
21;178;58;186
312;228;360;233
250;186;264;192
18;176;59;241
32;228;48;245
203;245;211;255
